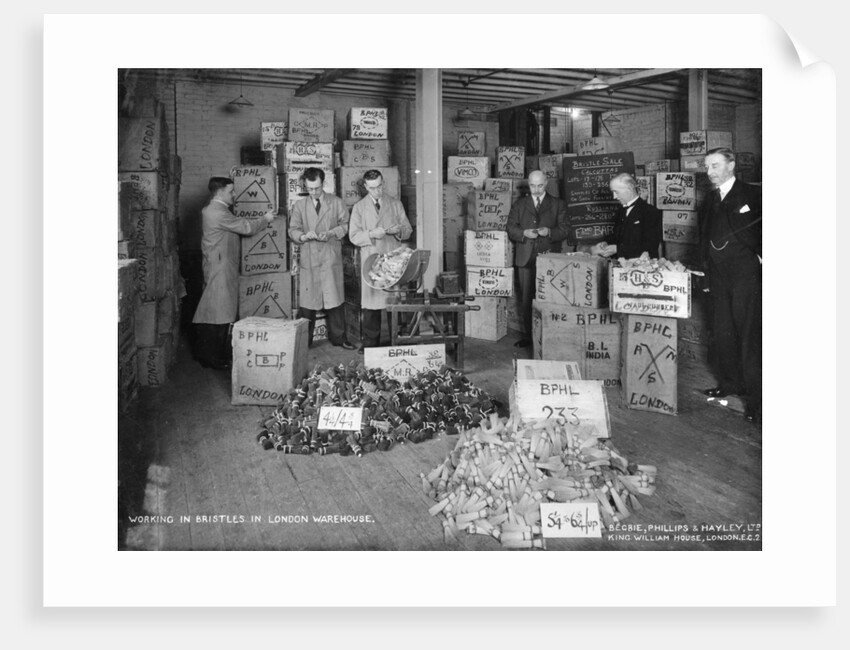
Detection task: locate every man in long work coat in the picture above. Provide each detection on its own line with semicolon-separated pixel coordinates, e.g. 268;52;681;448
348;169;413;352
288;167;355;349
506;170;569;348
698;147;762;424
192;176;274;369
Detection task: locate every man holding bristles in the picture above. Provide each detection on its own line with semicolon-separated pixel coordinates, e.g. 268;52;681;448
589;172;662;260
289;167;356;350
698;148;762;424
348;169;413;353
506;170;569;349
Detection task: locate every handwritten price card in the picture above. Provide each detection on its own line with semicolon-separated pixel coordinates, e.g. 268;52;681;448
317;407;363;432
540;502;602;538
515;379;610;438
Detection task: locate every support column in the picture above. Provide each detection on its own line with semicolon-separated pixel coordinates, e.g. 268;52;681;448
415;68;443;291
688;68;708;130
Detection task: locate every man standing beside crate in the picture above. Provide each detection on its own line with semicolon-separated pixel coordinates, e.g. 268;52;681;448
506;170;569;348
289;167;355;350
348;169;413;352
597;173;662;259
699;148;762;424
192;176;275;369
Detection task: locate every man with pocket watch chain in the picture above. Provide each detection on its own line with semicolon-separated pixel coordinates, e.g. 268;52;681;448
699;148;762;424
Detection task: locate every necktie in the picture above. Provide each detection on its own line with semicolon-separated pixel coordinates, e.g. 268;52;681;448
375;200;381;212
535;197;541;210
315;199;321;213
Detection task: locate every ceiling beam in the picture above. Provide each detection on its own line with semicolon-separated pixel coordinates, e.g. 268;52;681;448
488;68;686;113
294;69;352;97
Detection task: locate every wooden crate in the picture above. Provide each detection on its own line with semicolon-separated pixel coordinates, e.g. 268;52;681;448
231;317;309;406
621;315;678;415
532;300;622;387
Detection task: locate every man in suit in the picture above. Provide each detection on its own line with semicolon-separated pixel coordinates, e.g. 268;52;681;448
192;176;275;369
583;173;662;259
698;148;762;424
289;167;355;350
348;169;413;352
506;170;569;348
609;173;662;259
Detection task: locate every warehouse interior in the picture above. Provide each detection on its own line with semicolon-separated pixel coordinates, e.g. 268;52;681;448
117;67;762;552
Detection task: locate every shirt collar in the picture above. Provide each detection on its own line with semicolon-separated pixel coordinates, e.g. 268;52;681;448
623;197;639;210
718;176;736;197
212;198;230;208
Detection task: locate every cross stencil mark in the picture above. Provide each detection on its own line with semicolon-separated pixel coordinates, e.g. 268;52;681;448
637;344;677;384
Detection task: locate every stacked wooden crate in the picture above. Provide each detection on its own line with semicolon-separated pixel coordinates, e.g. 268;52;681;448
117;100;184;391
231;164;293;326
532;252;620;387
608;261;693;415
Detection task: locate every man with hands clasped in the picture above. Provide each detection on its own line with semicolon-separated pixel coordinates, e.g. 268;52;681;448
289;167;355;350
506;170;569;349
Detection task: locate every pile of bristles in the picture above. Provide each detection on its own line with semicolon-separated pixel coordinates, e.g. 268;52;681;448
257;361;498;456
421;413;657;549
616;251;689;273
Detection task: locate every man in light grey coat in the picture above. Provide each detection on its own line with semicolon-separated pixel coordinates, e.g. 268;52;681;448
289;168;355;349
192;176;274;369
348;169;413;352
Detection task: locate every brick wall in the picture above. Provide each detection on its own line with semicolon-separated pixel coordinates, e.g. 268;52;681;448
571;103;680;163
735;102;762;172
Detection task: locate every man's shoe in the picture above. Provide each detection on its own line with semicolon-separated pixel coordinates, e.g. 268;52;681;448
703;386;730;398
336;341;356;350
514;339;531;348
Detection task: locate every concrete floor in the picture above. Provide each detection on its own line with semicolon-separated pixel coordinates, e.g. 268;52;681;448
119;318;761;552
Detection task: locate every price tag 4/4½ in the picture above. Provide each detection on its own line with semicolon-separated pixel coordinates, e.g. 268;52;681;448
317;406;363;432
540;502;603;538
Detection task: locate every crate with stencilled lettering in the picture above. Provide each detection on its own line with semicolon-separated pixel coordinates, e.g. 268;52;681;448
535;252;609;309
609;259;692;319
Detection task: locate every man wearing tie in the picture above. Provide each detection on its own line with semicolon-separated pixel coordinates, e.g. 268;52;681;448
348;169;413;352
289;167;355;349
506;170;569;348
595;173;662;259
698;148;762;424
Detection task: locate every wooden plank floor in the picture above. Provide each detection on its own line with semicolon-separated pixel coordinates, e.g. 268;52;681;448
119;321;762;552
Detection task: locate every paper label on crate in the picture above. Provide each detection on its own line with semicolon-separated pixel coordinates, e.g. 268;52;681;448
540;502;603;538
364;344;446;382
609;267;691;318
515;379;610;438
317;406;363;432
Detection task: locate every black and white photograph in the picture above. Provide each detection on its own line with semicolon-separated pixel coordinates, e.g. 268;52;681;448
116;66;764;554
37;10;837;620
